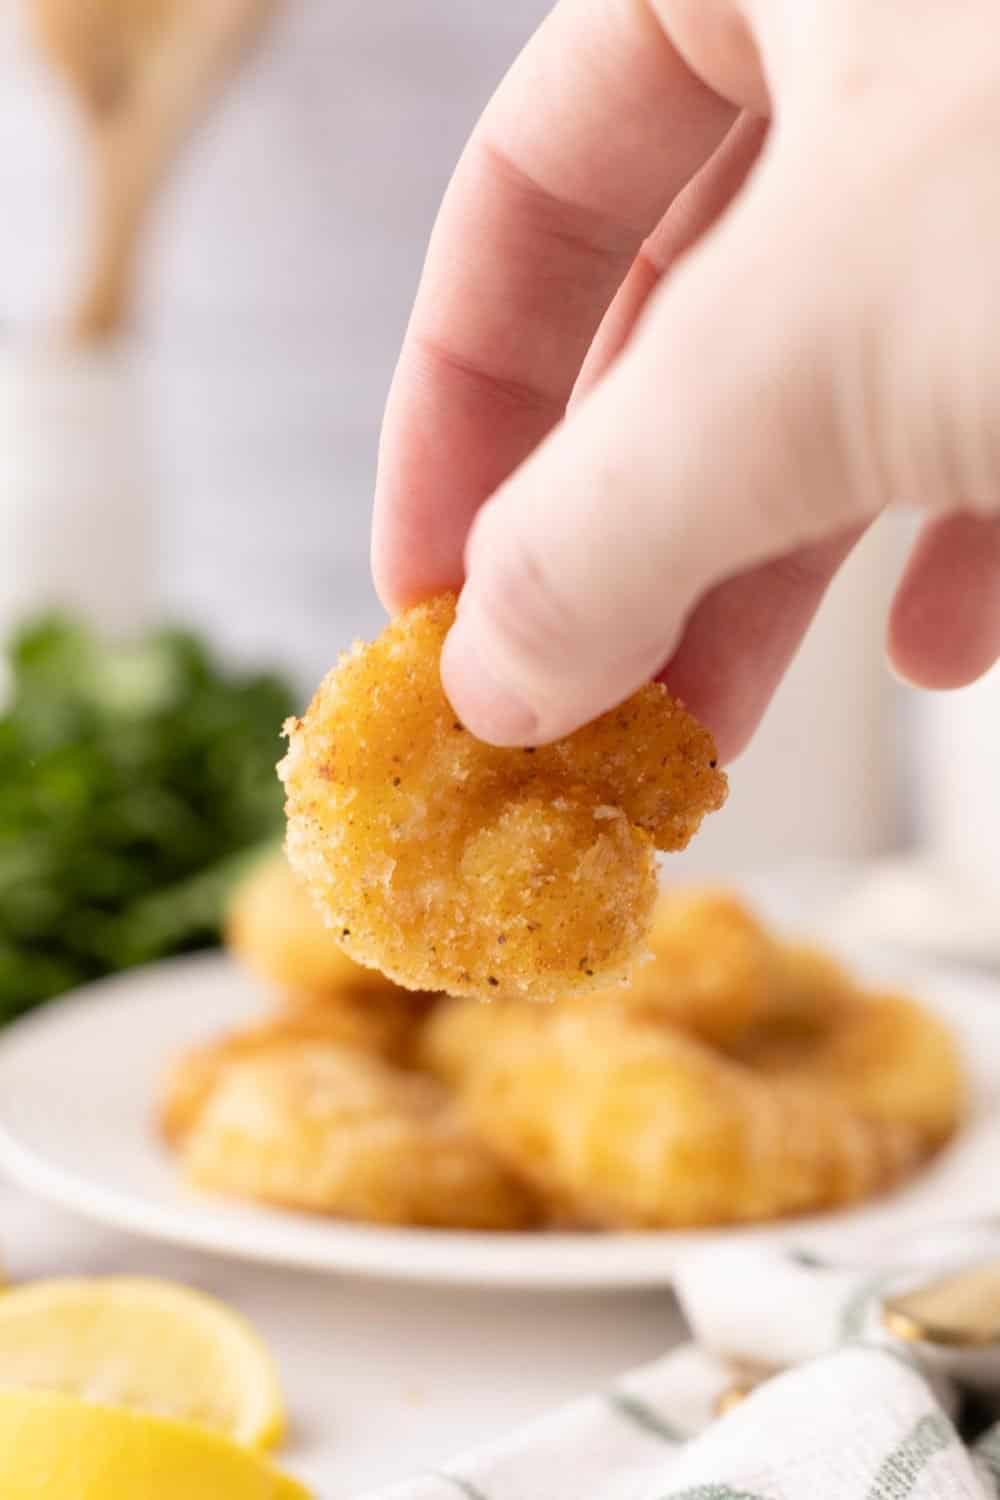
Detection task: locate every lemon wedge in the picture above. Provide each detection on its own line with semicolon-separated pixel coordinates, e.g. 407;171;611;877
0;1278;285;1449
0;1389;309;1499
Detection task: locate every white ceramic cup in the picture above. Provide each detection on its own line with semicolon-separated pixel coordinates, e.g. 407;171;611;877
0;343;157;644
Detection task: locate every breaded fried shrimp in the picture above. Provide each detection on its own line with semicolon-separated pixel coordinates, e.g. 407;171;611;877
279;595;726;1001
430;984;962;1229
158;998;432;1146
180;1040;538;1230
227;852;398;997
585;889;783;1046
742;990;962;1150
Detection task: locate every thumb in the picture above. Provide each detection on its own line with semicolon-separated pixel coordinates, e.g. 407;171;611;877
442;177;878;746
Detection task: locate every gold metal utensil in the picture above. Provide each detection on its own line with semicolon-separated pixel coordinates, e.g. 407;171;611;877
713;1361;783;1417
882;1260;1000;1348
713;1258;1000;1422
33;0;280;342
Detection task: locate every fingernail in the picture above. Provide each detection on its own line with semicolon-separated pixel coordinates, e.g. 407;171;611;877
885;647;923;690
441;615;540;745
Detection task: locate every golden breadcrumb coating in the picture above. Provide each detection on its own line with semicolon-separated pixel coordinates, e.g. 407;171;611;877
275;985;436;1039
583;889;784;1046
777;942;858;1014
179;1040;537;1230
418;898;852;1083
279;595;726;1001
226;852;400;998
158;998;433;1147
430;985;963;1229
738;990;963;1150
419;994;514;1088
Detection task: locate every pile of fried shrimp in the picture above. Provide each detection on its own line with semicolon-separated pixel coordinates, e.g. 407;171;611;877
158;853;965;1232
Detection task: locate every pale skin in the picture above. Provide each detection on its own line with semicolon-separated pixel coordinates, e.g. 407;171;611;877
372;0;1000;758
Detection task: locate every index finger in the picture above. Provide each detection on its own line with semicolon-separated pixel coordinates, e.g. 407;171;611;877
372;0;733;610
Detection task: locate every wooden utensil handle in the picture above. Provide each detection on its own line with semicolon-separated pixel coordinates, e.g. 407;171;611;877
73;121;161;341
69;0;280;342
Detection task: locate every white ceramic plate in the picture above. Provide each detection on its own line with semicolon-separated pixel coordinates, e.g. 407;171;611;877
0;952;997;1288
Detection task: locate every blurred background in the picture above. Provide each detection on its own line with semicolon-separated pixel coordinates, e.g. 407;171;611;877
1;0;997;1018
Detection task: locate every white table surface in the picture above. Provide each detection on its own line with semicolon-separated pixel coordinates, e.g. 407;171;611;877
0;1178;684;1498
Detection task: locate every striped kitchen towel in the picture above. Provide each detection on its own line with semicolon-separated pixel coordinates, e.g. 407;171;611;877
363;1225;1000;1500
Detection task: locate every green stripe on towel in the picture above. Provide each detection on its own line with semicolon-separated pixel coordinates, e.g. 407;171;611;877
607;1391;685;1444
660;1486;769;1500
865;1412;955;1500
432;1472;490;1500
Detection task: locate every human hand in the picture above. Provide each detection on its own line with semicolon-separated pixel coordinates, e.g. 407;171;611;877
372;0;1000;756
